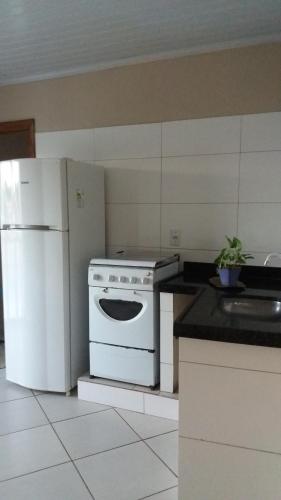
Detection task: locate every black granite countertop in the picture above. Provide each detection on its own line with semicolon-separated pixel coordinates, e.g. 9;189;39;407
160;262;281;348
158;273;198;294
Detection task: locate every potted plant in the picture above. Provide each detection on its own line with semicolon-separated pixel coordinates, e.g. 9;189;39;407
214;236;253;287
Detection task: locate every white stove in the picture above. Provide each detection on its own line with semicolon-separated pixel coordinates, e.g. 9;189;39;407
88;254;179;387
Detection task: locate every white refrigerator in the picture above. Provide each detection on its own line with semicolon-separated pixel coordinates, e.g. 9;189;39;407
0;158;105;393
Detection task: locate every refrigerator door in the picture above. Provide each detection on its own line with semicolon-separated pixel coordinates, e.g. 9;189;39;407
1;229;70;392
0;159;68;230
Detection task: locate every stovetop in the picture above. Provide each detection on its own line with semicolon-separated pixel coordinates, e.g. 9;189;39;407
90;253;179;269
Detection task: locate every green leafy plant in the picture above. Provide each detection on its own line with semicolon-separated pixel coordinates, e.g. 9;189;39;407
214;236;253;269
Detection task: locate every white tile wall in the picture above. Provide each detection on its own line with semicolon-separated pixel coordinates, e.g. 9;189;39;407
36;130;94;161
106;204;160;248
238;203;281;253
162;154;239;203
100;158;161;204
162;116;240;156
35;111;281;260
161;204;237;250
241;112;281;152
239;152;281;203
93;123;161;160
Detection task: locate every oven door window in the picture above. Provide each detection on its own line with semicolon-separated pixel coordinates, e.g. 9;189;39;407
99;299;143;321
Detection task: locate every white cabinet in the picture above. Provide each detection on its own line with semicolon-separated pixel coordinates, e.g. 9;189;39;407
179;337;281;500
179;437;281;500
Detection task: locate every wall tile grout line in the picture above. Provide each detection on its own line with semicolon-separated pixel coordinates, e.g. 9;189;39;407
236;115;242;237
105;201;281;205
39;148;281;164
160;122;163;252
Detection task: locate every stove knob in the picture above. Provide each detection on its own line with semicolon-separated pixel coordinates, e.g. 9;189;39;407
120;276;128;283
131;276;138;284
93;273;102;281
108;275;116;282
142;277;151;285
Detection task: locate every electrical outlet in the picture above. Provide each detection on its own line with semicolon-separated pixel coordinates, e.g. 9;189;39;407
169;229;181;247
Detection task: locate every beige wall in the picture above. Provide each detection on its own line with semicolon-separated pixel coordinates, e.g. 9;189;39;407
0;42;281;132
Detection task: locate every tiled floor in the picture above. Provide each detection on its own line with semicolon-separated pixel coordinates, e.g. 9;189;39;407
0;367;178;500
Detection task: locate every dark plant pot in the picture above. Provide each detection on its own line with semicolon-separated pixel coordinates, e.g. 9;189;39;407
218;267;241;287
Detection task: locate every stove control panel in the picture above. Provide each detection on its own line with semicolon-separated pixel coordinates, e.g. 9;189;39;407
130;276;139;284
88;262;179;290
88;266;155;290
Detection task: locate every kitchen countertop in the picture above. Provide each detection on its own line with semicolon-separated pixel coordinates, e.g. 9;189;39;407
159;262;281;348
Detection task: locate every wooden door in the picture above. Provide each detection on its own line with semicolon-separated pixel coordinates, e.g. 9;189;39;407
0;118;35;160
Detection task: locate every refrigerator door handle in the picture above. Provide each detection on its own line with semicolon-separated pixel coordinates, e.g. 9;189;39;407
2;224;55;231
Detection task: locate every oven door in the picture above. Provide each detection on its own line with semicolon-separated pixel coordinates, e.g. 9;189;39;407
89;286;157;350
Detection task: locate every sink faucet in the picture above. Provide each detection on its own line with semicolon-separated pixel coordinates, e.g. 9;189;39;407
264;253;281;266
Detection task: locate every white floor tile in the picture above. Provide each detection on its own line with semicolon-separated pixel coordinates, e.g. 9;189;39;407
0;425;69;481
0;463;92;500
0;397;48;436
37;392;110;422
145;487;178;499
116;408;177;439
53;409;139;460
0;378;33;403
76;441;178;500
0;368;6;379
146;431;178;475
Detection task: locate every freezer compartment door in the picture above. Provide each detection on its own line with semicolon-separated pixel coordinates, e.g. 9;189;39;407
1;229;70;392
89;287;158;350
90;342;159;387
0;159;68;230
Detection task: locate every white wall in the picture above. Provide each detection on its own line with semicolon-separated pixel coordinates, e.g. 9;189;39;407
36;111;281;266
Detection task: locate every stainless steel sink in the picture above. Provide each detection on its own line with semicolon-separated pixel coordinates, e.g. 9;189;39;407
219;295;281;321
